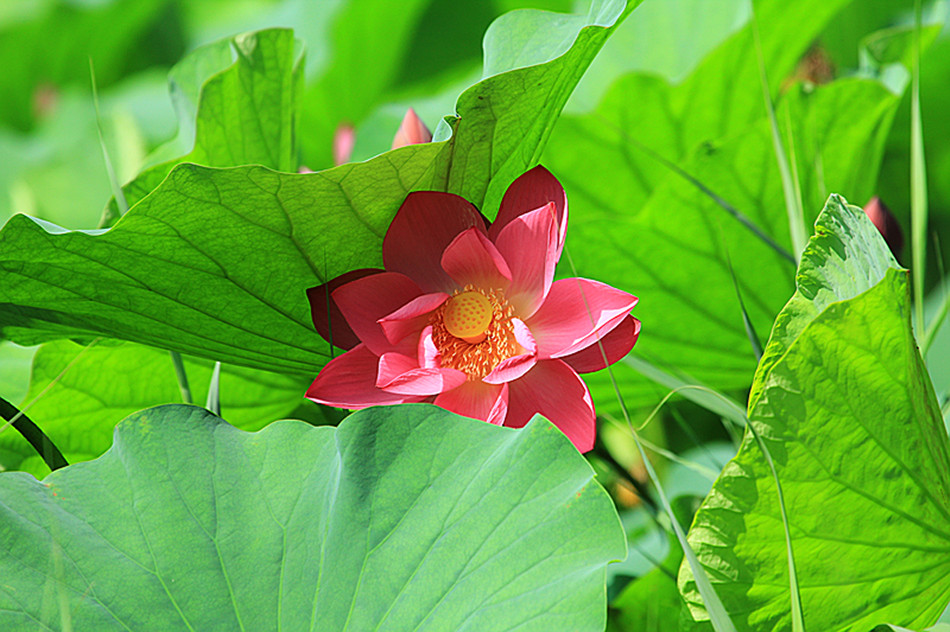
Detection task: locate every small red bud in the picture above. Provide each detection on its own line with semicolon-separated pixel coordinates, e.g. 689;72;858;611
862;196;904;260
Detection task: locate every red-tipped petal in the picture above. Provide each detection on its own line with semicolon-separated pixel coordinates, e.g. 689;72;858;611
483;318;537;384
492;202;559;317
560;315;641;374
434;380;509;426
504;359;595;453
527;278;638;359
489;166;567;260
392;108;432;149
441;228;512;289
378;292;449;345
383;191;488;292
376;352;467;395
332;272;425;356
306;344;427;408
307;268;383;351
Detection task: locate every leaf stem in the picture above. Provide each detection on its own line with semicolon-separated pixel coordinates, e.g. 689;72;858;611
170;351;193;405
0;396;69;472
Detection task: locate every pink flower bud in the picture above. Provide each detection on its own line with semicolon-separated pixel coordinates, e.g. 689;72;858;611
863;196;904;260
391;108;432;150
333;122;356;166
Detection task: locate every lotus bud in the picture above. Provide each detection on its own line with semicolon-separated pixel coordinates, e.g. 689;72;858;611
391;108;431;150
333;122;356;166
863;196;904;260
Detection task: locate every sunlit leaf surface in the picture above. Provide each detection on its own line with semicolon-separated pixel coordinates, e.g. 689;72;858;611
0;404;624;631
679;196;950;631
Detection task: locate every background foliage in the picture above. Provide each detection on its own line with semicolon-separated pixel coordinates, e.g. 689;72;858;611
1;0;949;630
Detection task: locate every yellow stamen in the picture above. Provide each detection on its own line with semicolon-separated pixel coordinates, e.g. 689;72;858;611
431;286;518;379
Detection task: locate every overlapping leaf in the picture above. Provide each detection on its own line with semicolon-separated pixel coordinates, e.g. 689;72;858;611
0;2;636;373
0;340;308;476
107;28;303;219
0;404;624;631
678;196;950;631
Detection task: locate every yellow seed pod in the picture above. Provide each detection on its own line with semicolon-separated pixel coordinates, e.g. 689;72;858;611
443;291;493;344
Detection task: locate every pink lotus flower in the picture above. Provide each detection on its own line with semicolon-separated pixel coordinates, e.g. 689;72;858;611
306;166;639;452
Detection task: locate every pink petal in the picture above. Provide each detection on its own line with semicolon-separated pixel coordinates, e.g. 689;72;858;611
306;344;427;408
332;272;425;356
391;108;432;149
307;268;383;351
418;325;441;368
526;278;638;359
483;318;537;384
383;191;488;292
489;166;567;260
492;202;558;317
441;228;512;289
505;359;596;453
561;315;641;374
434;380;509;426
377;352;467;395
378;292;449;345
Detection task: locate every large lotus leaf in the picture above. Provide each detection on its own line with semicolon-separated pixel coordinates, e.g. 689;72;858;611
108;28;303;219
0;403;625;631
678;197;950;631
564;77;902;412
0;340;308;476
0;3;636;372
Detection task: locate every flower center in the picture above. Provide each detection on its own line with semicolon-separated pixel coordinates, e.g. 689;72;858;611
431;286;517;379
443;291;493;344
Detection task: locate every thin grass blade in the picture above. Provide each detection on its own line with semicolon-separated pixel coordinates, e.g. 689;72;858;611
206;361;222;416
751;5;807;261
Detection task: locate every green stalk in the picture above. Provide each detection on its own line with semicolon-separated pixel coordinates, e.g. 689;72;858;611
911;0;929;336
170;351;193;405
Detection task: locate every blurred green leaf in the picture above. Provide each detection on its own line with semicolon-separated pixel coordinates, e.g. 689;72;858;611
568;0;749;113
297;0;437;167
0;341;35;405
560;76;903;412
0;0;182;131
0;403;624;630
0;71;175;229
0;340;308;476
679;196;950;631
108;28;303;221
